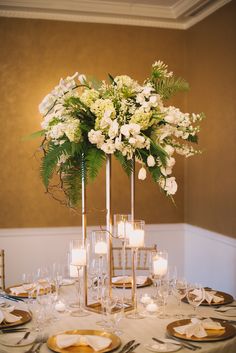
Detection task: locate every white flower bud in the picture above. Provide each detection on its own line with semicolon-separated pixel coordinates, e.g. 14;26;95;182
147;155;155;167
138;167;147;180
78;74;87;83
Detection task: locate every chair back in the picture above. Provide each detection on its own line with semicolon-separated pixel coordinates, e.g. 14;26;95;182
0;250;5;290
112;245;157;276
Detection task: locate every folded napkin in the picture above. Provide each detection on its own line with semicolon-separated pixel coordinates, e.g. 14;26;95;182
174;318;225;338
112;276;147;285
56;334;112;351
10;282;49;295
0;306;22;324
191;289;223;304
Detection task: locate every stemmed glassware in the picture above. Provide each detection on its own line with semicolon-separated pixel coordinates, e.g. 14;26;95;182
187;283;205;318
70;239;89;317
172;278;187;318
157;279;170;318
113;214;131;307
126;220;145;320
150;251;168;299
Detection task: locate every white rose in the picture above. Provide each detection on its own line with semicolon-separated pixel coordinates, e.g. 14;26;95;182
147;155;155;167
138;167;147;180
160;177;178;195
88;129;105;147
160;166;172;176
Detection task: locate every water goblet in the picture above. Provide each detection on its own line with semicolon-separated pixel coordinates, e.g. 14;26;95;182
187;284;204;318
157;279;170;319
172;278;187;318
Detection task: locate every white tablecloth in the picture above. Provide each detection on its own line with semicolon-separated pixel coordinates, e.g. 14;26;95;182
1;284;236;353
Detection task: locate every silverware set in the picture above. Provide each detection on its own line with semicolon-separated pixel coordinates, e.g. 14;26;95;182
153;337;201;351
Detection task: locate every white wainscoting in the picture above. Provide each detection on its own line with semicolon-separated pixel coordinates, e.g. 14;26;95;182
0;224;235;296
184;224;236;297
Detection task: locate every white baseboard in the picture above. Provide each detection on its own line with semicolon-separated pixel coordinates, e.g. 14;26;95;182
0;223;235;296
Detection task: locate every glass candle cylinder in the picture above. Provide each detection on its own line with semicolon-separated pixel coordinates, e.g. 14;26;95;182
127;220;145;248
152;251;168;277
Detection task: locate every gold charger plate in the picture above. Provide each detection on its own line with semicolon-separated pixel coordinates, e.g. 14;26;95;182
113;277;152;289
182;290;234;306
47;330;121;353
167;319;236;342
0;309;31;329
5;284;56;299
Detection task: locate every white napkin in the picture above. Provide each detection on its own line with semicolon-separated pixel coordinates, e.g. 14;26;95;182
56;334;112;351
174;318;225;338
191;289;224;304
10;286;28;295
0;306;22;324
112;276;131;284
10;282;49;295
112;276;147;285
204;290;224;304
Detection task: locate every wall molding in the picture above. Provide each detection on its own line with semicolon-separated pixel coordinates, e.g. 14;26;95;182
0;0;231;30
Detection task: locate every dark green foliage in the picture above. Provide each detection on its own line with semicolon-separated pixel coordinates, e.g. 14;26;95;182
86;148;106;180
114;151;133;177
40;141;71;189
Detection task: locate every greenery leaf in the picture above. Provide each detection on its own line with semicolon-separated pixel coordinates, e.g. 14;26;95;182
187;134;198;143
155;76;189;100
86;147;106;180
41;141;71;189
114;151;133;177
22;130;45;141
62;166;82;207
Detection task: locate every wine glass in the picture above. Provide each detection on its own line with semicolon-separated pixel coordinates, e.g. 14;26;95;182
157;279;170;319
172;278;187;318
187;283;204;318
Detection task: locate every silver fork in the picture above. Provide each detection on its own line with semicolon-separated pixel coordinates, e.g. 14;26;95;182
24;334;48;353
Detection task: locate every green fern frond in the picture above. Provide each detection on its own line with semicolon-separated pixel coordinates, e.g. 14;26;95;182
155;76;189;100
62;167;82;207
41;141;71;189
86;147;106;180
114;151;133;177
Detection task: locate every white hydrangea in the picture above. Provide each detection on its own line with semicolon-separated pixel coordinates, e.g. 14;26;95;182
80;89;99;108
63;118;81;142
114;75;139;90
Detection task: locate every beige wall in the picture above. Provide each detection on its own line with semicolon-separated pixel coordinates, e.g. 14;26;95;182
0;19;186;228
185;1;236;238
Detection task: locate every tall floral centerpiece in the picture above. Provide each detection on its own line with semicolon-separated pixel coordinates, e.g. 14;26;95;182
37;61;204;206
36;61;204;312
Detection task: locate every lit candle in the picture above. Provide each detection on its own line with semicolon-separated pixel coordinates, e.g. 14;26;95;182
55;301;66;312
128;229;145;248
95;241;107;255
153;256;168;276
71;248;86;266
146;302;158;313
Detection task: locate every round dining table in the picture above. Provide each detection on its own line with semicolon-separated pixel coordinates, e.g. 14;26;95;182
1;283;236;353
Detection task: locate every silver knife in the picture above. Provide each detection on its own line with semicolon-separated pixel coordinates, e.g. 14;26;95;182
118;340;135;353
125;343;140;353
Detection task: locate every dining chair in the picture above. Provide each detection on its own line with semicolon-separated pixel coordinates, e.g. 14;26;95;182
112;244;157;276
0;249;5;290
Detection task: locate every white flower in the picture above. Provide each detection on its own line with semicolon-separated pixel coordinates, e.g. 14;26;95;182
163;145;175;156
88;129;105;147
147;155;155;167
48;123;64;140
80;89;99;108
39;93;56;115
120;124;130;137
108;120;119;139
63;118;81;142
120;123;140;138
78;74;86;83
167;156;175;168
160;177;178;195
138;167;147;180
160;166;172;176
101;140;116;154
91;98;115;121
